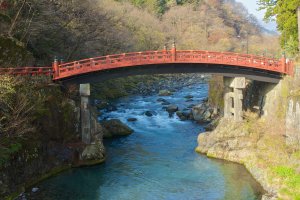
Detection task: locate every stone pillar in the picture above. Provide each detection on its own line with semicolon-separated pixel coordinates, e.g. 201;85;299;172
224;86;233;118
224;77;246;121
80;84;91;144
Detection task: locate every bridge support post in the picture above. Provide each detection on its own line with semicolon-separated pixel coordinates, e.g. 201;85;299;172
224;77;246;121
80;84;91;144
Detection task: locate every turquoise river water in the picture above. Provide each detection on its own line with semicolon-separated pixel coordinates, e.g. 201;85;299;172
32;83;263;200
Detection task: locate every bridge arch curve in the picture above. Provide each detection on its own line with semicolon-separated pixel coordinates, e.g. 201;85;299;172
59;62;283;85
53;50;293;85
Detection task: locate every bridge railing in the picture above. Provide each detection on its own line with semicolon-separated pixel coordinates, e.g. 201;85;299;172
55;51;174;79
0;49;293;79
52;49;293;80
175;51;283;72
0;67;52;76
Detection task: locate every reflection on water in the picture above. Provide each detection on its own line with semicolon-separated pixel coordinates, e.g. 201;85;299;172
32;83;263;200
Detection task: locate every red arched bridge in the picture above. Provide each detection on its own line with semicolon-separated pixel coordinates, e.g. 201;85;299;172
0;47;294;84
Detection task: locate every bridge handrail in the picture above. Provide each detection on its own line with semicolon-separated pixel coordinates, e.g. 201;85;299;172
0;49;293;79
53;49;292;80
0;67;52;75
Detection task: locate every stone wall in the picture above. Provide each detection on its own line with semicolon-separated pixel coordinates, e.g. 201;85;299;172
286;99;300;149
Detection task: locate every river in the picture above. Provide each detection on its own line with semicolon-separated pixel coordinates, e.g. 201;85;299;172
31;82;263;200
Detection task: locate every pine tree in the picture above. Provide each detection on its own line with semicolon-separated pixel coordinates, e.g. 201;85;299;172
258;0;300;55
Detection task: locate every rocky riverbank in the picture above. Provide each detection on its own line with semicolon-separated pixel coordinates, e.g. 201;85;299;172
0;82;107;200
196;76;300;200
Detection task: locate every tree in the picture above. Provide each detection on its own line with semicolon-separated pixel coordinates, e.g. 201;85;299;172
258;0;300;56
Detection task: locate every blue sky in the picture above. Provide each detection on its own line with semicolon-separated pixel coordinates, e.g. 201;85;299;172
237;0;277;31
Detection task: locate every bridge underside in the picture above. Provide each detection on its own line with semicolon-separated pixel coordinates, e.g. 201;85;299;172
58;63;282;85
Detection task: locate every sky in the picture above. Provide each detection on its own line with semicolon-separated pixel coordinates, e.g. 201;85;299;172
236;0;277;32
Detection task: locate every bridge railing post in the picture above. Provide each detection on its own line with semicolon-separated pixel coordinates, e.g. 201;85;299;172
171;41;176;62
52;58;59;79
224;77;245;122
80;84;91;144
281;55;287;74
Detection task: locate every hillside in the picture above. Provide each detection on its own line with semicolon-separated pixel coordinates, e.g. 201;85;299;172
0;0;280;67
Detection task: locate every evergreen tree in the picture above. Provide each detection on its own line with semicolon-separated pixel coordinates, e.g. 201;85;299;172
258;0;300;55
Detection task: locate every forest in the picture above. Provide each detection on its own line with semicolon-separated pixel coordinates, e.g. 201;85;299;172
0;0;281;68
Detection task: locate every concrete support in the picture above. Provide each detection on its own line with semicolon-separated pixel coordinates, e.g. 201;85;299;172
224;77;246;121
80;84;91;144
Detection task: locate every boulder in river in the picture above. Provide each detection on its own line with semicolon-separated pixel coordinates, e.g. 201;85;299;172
184;95;193;99
127;118;138;122
192;103;213;122
157;98;167;102
159;90;173;96
101;119;134;138
176;111;187;121
166;105;179;113
32;188;39;193
144;110;157;117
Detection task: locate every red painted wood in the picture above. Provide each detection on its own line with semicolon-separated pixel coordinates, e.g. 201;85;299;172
0;67;52;76
0;49;294;80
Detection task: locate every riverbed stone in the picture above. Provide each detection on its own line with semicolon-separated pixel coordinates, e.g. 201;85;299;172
144;111;157;117
127;118;138;122
101;119;133;138
184;95;193;99
166;105;179;113
159;90;173;96
176;111;187;121
157;98;167;102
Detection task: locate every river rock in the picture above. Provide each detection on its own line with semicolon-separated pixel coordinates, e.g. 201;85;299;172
205;118;220;131
81;142;105;161
17;193;27;200
127;118;137;122
183;110;193;119
166;105;179;113
159;90;173;96
31;188;39;193
176;111;187;121
184;95;193;99
203;110;212;121
101;119;133;138
157;98;167;102
192;104;207;121
144;111;157;117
